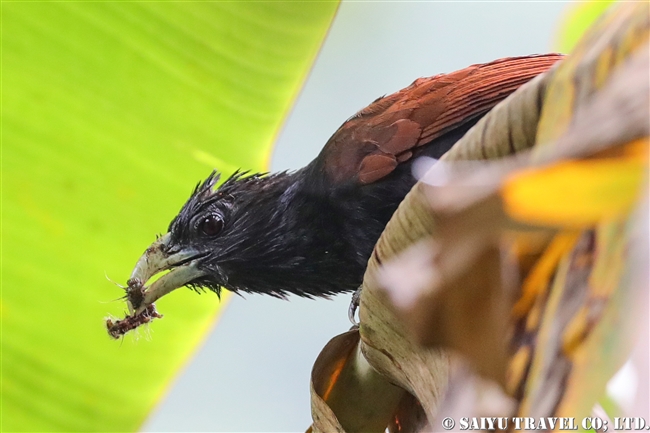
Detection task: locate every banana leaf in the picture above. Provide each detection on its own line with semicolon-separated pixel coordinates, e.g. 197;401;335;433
1;3;338;431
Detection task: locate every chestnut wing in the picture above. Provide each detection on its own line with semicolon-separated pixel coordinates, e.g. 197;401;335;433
318;54;564;185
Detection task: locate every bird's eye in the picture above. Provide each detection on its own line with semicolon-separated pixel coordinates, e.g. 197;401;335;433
199;214;224;237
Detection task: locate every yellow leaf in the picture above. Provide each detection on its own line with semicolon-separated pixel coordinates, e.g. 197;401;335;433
502;139;648;228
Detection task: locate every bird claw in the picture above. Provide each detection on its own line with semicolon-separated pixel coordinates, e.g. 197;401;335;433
348;286;362;326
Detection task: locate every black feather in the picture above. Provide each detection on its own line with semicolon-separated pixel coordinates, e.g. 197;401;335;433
162;118;479;298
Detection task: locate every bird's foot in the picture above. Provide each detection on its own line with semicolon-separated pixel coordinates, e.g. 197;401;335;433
348;286;362;326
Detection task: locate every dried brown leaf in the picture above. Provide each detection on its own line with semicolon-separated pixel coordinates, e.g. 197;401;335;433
309;329;408;433
366;1;649;424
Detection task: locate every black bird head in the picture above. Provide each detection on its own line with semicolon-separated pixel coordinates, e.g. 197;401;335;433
127;167;364;312
165;170;288;296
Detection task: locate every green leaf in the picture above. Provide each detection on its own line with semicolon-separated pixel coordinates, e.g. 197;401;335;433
554;1;615;52
1;2;338;431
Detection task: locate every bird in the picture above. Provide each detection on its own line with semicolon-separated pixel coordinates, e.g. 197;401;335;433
125;54;563;315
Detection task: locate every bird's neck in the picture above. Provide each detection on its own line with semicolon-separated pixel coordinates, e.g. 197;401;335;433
224;167;412;298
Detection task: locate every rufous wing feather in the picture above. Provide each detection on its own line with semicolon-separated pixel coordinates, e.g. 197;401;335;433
318;54;564;185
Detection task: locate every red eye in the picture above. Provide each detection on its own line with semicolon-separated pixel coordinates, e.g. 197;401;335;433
199;215;223;236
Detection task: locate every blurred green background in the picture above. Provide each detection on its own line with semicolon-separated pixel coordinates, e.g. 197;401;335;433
1;2;337;431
